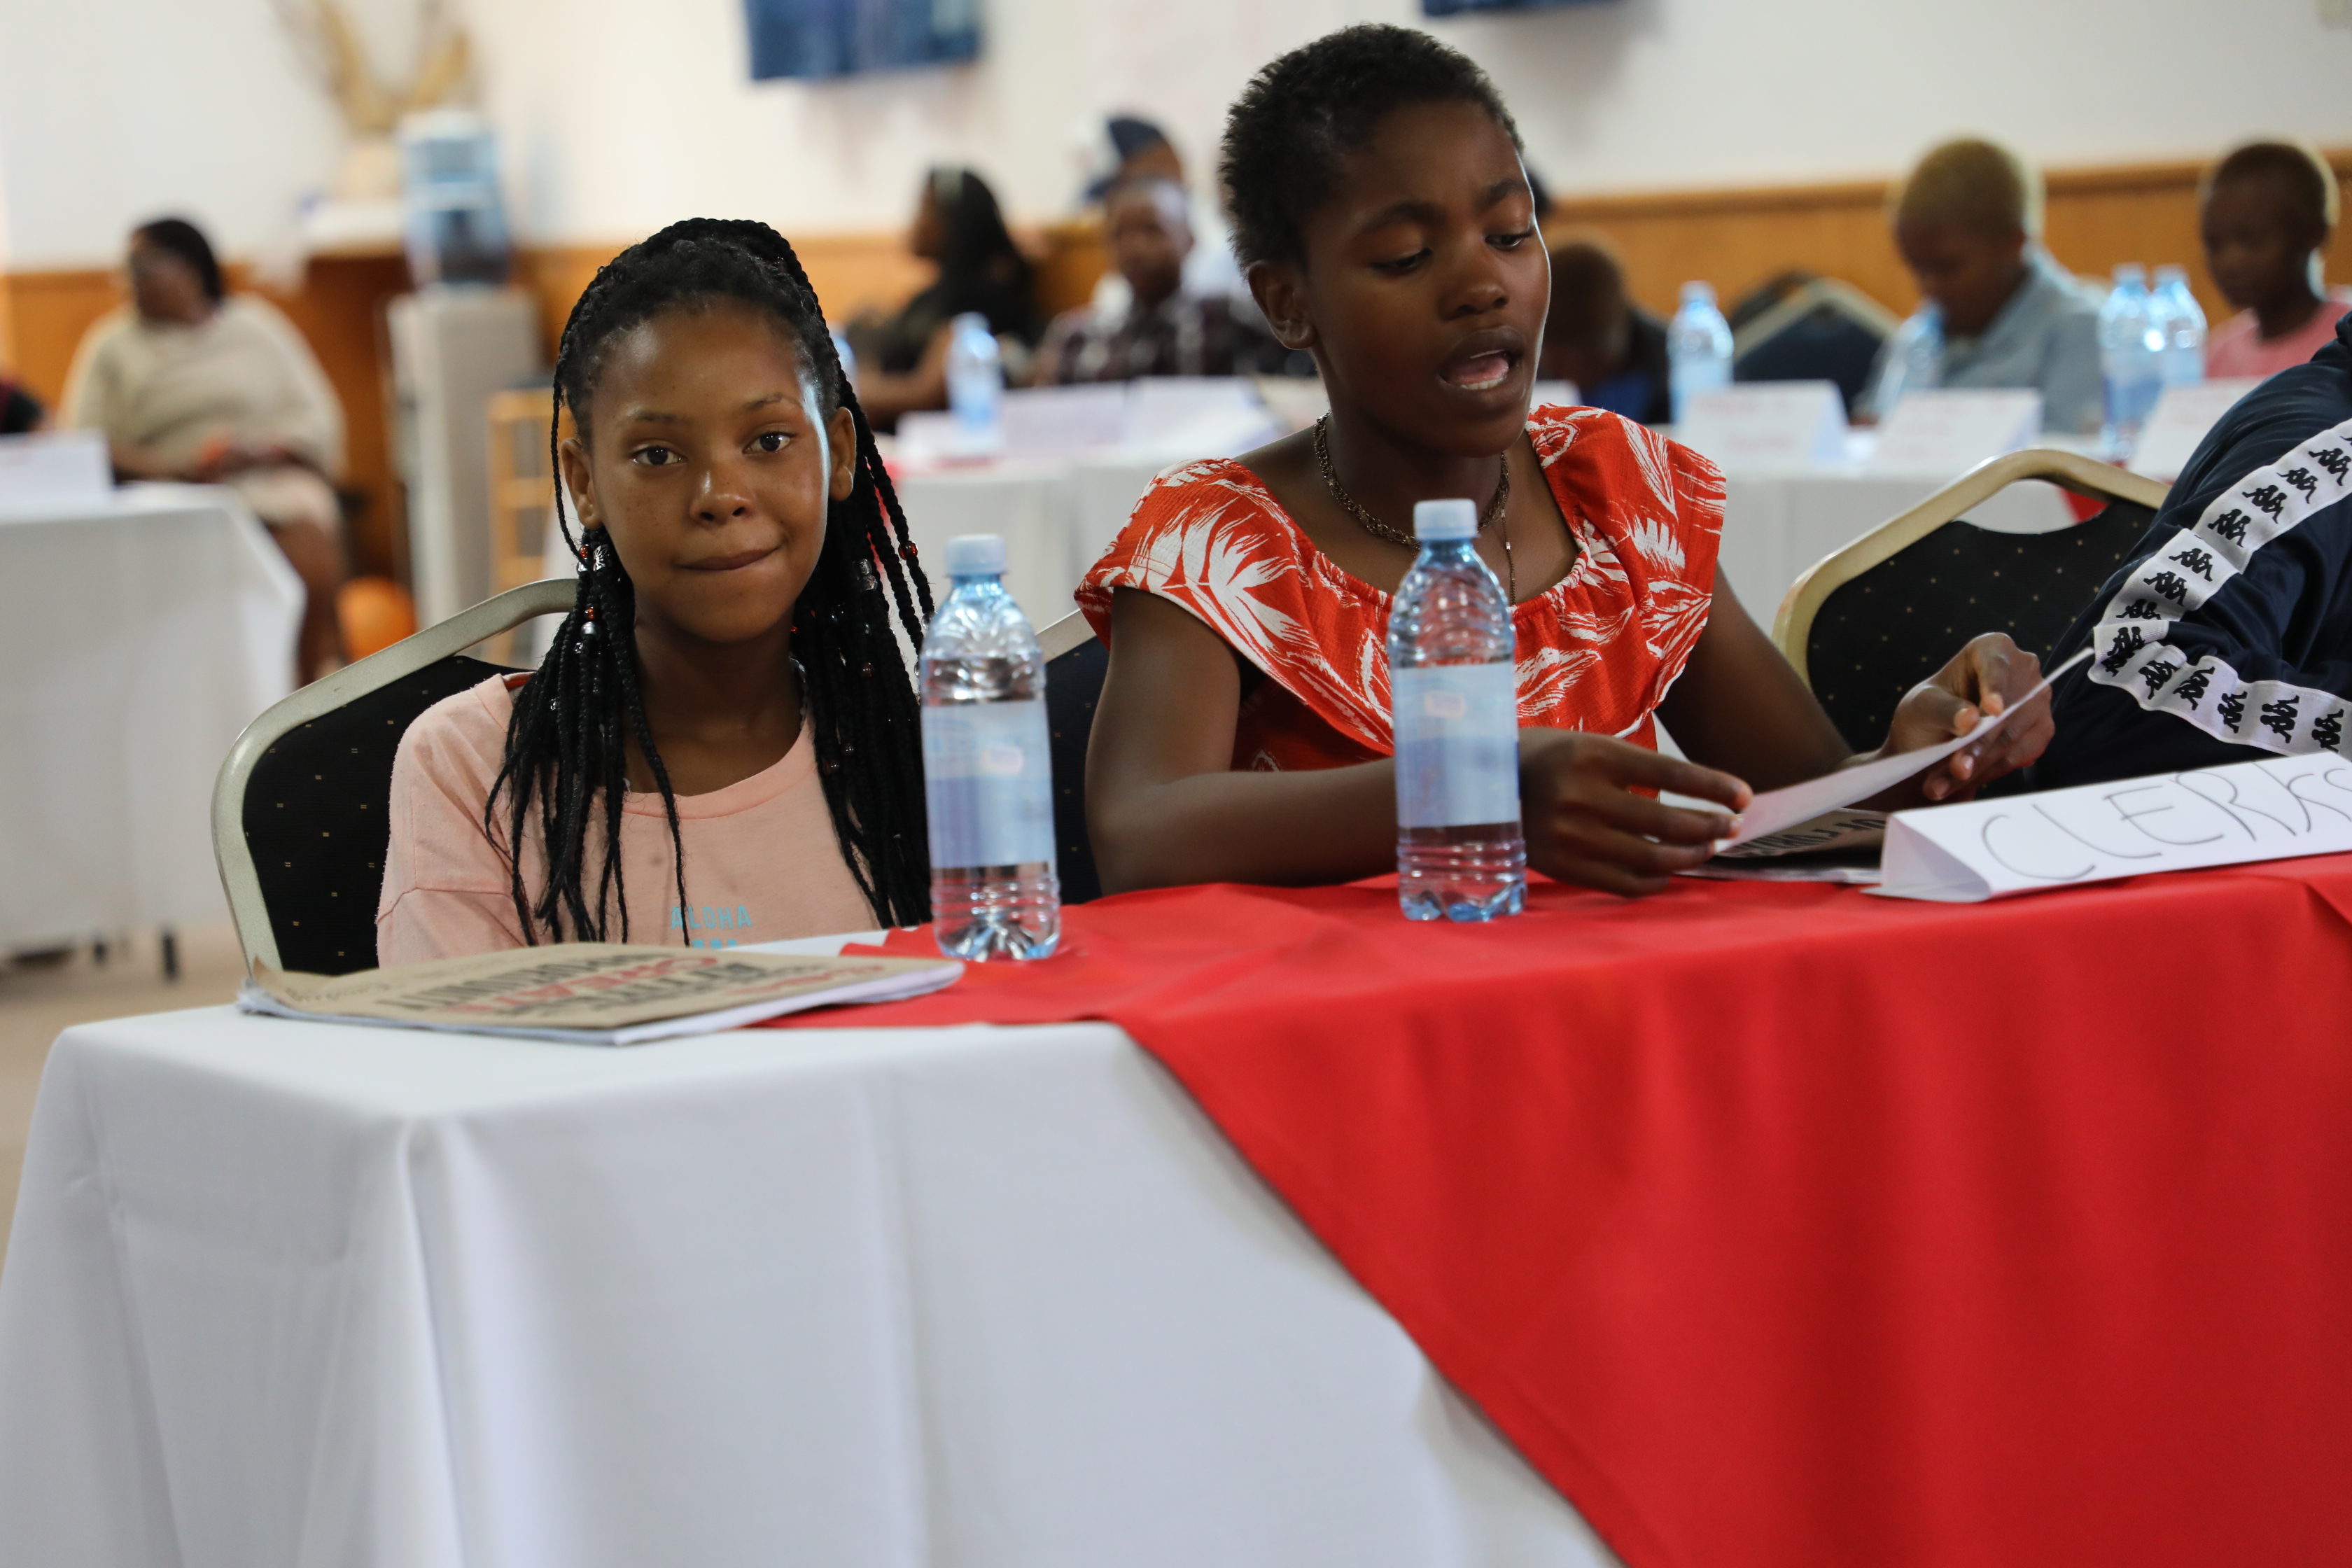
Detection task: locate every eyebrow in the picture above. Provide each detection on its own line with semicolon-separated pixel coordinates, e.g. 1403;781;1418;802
1357;177;1534;235
617;392;797;424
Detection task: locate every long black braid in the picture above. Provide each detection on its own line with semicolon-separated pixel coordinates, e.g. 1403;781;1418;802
485;217;936;944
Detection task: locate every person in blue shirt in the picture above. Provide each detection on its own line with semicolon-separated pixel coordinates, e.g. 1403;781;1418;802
2018;312;2352;789
1858;136;2104;435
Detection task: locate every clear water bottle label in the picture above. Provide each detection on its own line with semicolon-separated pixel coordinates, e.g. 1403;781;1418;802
923;698;1055;870
1393;664;1520;828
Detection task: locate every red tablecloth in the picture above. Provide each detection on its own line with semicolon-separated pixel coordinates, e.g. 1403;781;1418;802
777;862;2352;1567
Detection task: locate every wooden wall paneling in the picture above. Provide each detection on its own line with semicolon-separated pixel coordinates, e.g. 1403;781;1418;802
0;255;410;579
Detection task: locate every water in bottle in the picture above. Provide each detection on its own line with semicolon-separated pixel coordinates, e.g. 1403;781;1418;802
920;534;1060;960
1872;301;1944;414
1390;499;1525;923
2151;265;2207;387
2099;265;2163;459
1667;281;1733;427
944;312;1004;454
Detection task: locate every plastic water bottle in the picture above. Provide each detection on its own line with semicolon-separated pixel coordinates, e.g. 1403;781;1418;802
2099;265;2164;458
830;326;858;388
1667;281;1733;427
1873;301;1944;414
1390;499;1525;923
2151;265;2207;387
944;312;1004;451
920;534;1059;960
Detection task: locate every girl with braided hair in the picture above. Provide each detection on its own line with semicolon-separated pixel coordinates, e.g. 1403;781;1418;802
376;218;934;962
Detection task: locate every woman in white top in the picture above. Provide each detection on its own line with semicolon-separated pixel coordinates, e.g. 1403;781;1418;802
63;217;349;680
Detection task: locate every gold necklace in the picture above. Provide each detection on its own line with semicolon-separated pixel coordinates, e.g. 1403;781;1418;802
1312;415;1514;601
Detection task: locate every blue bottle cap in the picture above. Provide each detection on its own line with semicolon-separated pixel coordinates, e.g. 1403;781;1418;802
944;534;1007;575
1413;500;1478;541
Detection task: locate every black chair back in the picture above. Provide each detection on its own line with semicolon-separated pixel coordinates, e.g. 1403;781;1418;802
1045;634;1108;905
1803;500;2156;751
1735;307;1886;415
241;657;519;975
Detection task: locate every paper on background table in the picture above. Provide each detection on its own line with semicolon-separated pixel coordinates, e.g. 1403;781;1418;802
1872;752;2352;902
240;943;962;1045
1719;647;2089;849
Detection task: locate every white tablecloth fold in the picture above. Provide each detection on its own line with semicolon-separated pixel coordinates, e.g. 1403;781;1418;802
0;1009;1618;1568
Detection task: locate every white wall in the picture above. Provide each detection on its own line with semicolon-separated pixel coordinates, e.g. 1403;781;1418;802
4;0;2350;267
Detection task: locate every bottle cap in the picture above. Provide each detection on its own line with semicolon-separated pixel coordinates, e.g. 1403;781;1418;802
2113;262;2147;285
1679;280;1716;304
1413;499;1478;541
943;533;1007;575
2154;263;2187;284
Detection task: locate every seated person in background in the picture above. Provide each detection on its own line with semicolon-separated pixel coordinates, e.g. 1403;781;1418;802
1080;25;2051;898
1534;237;1671;425
0;374;41;434
1034;176;1286;384
848;168;1042;429
1856;137;2104;435
2011;312;2352;791
1079;115;1253;319
62;217;346;680
378;220;932;962
2202;139;2351;382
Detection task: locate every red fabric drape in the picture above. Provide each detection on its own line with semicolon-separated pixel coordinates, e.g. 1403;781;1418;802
776;862;2352;1567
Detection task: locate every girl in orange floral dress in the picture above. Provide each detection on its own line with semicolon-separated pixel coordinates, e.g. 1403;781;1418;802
1080;27;2053;897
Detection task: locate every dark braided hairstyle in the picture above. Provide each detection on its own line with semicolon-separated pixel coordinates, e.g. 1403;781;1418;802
486;217;935;944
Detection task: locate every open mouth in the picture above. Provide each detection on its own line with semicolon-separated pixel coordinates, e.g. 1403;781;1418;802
1440;333;1525;393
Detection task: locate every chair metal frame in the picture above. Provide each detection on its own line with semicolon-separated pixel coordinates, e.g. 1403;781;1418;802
1770;447;2171;687
1036;609;1096;660
1730;275;1900;359
213;578;578;974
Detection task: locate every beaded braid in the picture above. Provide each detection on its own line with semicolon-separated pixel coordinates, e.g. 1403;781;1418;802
484;217;936;944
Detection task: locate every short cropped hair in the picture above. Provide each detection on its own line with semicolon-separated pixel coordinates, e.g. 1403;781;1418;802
2204;139;2341;235
133;216;225;302
1219;24;1521;270
1890;137;2043;240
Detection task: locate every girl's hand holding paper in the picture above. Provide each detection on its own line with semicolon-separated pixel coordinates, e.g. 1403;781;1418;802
1879;634;2056;806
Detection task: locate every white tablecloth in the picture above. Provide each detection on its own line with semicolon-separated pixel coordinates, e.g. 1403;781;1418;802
0;1002;1616;1568
0;486;300;948
891;452;2079;638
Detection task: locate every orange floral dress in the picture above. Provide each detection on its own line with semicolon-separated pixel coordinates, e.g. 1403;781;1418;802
1076;404;1726;772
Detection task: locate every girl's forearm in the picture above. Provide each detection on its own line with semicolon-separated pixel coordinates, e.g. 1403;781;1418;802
1089;760;1400;893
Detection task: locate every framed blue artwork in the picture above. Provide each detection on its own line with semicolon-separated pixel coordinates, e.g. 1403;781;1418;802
746;0;981;80
1422;0;1611;12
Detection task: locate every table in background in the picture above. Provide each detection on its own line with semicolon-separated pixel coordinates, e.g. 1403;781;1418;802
0;1000;1614;1568
888;447;2084;636
0;485;300;953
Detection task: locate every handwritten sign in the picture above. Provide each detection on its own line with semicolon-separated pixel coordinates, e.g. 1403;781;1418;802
1677;382;1847;472
1867;388;2042;476
2127;379;2262;482
1871;754;2352;902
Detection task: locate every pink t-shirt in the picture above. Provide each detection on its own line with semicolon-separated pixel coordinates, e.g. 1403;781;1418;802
376;674;876;964
2204;295;2351;381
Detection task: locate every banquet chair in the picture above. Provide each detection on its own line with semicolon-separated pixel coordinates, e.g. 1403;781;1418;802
1038;610;1108;906
1730;274;1899;416
1772;449;2170;752
214;578;573;976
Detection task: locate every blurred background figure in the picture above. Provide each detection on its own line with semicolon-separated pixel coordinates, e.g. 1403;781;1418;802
849;167;1043;428
1858;136;2103;433
1034;176;1284;384
2202;139;2351;382
0;372;42;434
1536;237;1671;424
1077;114;1251;322
62;217;349;680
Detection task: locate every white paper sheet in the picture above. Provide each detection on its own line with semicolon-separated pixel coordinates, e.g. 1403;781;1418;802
1718;648;2088;849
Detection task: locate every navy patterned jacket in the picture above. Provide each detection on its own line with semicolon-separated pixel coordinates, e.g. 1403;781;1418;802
2022;312;2352;791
